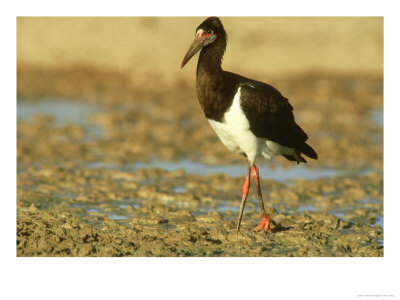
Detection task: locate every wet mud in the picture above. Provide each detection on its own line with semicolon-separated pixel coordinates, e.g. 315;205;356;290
17;69;383;256
17;18;383;256
17;164;383;256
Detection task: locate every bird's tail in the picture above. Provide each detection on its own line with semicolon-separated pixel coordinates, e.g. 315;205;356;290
282;143;318;164
299;142;318;160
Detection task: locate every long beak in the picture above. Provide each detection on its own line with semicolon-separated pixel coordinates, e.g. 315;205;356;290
180;33;207;69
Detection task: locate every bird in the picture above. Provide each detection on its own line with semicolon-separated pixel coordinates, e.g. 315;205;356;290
180;17;318;232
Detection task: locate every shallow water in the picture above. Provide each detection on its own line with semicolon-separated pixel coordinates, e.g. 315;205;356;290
135;159;343;180
87;158;373;182
17;99;105;139
17;99;102;124
369;108;383;127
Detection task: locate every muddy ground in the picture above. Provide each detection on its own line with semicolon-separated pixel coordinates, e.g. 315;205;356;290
17;17;383;256
17;165;383;256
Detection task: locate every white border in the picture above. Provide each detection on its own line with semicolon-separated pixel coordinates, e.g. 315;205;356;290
3;1;399;299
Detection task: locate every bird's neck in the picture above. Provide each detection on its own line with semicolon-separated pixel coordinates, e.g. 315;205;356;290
196;41;225;78
195;40;230;122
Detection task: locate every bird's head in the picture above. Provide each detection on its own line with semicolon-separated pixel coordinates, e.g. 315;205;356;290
180;17;226;69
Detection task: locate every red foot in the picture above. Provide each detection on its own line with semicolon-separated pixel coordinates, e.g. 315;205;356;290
254;213;272;232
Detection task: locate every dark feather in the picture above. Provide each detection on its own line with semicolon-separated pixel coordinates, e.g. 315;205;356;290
239;81;317;160
283;154;307;164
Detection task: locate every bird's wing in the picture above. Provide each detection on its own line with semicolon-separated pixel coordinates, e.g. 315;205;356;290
239;82;308;148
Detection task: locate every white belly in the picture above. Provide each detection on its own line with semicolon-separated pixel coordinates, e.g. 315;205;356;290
207;87;295;165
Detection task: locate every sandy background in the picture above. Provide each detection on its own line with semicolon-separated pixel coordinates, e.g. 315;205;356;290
17;17;383;86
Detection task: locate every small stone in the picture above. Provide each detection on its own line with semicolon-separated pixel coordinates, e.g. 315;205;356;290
28;203;38;211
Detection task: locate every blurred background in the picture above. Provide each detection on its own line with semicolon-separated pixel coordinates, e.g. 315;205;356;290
17;17;382;80
17;17;383;171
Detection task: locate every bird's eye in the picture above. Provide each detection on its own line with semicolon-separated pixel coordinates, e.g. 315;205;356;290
204;30;212;36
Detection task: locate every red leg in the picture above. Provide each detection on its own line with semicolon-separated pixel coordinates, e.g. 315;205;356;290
236;167;251;232
251;165;272;232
